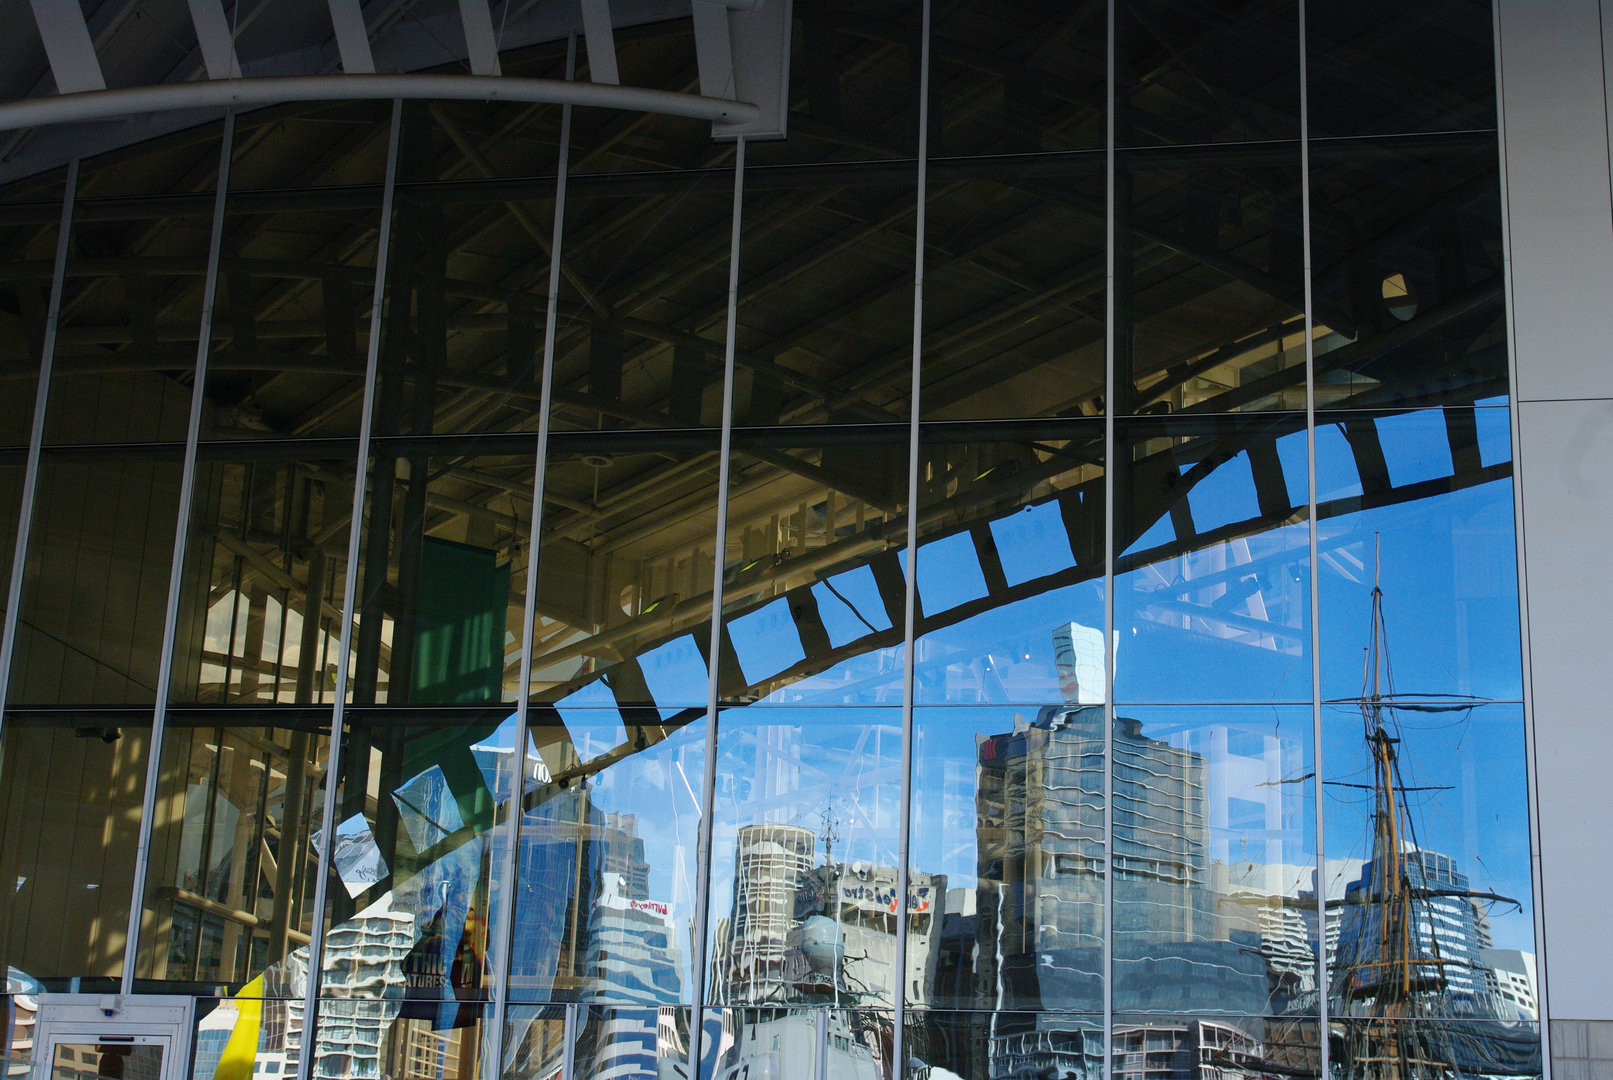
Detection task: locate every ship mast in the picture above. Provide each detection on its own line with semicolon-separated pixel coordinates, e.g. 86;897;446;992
1336;538;1454;1080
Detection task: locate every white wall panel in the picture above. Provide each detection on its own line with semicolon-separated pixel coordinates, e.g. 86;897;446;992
1500;0;1613;402
1517;398;1613;1020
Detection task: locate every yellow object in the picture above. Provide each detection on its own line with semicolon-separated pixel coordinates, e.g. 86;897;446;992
212;976;265;1080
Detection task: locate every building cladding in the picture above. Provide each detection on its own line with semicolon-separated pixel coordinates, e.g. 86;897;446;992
1;1;1612;1080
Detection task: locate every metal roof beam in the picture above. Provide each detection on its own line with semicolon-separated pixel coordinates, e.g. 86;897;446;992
0;72;758;133
326;0;377;73
578;0;620;84
27;0;106;94
186;0;244;79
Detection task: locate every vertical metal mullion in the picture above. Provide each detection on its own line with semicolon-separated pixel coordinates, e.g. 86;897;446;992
561;1002;579;1080
0;158;76;735
490;33;578;1080
1102;0;1116;1075
688;131;746;1080
1491;0;1550;1068
294;98;403;1080
121;112;237;998
1298;3;1330;1075
895;1;931;1073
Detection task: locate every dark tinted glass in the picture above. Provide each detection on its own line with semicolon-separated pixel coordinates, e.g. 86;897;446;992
8;446;183;705
133;707;330;994
1310;133;1506;409
528;429;722;711
928;0;1105;156
1115;413;1311;703
1315;407;1519;701
911;706;1104;1013
1116;144;1306;415
1116;0;1300;146
0;167;66;443
0;708;153;988
1112;705;1316;1016
549;165;734;433
202;184;384;441
1307;0;1496;138
350;438;536;705
720;424;909;706
229;101;394;189
735;160;917;427
750;0;924;167
168;443;358;705
913;420;1105;705
921;154;1105;421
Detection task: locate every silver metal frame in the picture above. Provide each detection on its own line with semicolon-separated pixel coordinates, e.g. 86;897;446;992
0;74;758;135
293;98;405;1080
121;108;237;998
0;157;75;738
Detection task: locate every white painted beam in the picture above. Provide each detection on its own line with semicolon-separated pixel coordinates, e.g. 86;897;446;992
186;0;243;79
457;0;503;76
28;0;106;94
579;0;619;84
690;0;734;99
326;0;376;74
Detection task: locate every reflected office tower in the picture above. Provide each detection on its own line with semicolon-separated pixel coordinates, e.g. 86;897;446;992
709;824;816;1005
973;706;1105;1010
710;823;942;1007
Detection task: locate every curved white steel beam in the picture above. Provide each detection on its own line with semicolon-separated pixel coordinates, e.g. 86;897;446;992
0;73;760;133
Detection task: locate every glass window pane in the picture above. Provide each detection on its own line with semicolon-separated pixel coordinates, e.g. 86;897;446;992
203;184;383;442
1112;706;1316;1017
749;1;923;168
9;447;183;705
911;707;1104;1014
904;1012;1103;1080
569;20;712;173
1307;0;1496;138
188;996;312;1080
350;439;536;706
720;425;909;706
548;167;732;434
500;1005;566;1080
169;444;358;705
134;707;330;994
0;709;154;988
736;162;916;427
1117;144;1306;415
317;709;516;1003
1117;0;1300;146
1316;407;1520;701
507;707;705;1005
310;998;490;1080
708;708;904;1010
699;1008;827;1080
1323;703;1537;1027
573;1006;691;1080
1309;133;1506;409
929;1;1105;157
528;431;721;711
229;101;394;190
48;188;215;445
1111;1018;1322;1080
920;154;1105;421
0;166;67;443
368;109;563;439
914;420;1105;706
1115;414;1311;704
1331;1019;1540;1077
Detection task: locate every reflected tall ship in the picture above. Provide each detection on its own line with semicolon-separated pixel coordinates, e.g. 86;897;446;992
1325;560;1538;1080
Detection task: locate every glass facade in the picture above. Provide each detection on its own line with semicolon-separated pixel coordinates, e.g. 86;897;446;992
0;6;1540;1080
